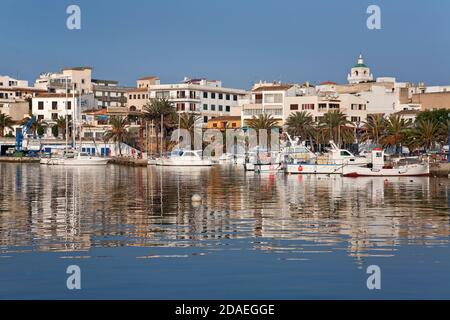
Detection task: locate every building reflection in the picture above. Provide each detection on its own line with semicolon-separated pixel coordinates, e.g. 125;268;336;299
0;164;449;261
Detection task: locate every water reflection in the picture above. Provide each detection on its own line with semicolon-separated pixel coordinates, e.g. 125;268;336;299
0;164;449;262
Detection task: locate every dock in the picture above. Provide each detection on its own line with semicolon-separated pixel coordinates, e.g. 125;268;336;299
108;157;148;167
0;157;40;163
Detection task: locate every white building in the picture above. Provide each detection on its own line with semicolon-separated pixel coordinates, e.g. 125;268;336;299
32;93;96;123
0;75;29;88
141;78;248;125
35;67;93;95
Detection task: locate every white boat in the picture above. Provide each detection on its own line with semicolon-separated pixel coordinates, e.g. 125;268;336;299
40;152;109;166
218;153;246;165
342;149;430;177
156;150;213;167
284;141;367;175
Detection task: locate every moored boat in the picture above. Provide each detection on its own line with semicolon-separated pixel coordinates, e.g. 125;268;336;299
156;149;213;167
342;149;430;177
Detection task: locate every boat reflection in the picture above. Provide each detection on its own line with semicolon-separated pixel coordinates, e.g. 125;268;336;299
0;164;449;262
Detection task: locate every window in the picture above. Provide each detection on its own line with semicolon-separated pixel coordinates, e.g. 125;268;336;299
219;105;223;111
67;101;72;110
329;104;340;109
264;93;283;104
204;116;208;123
233;95;238;101
213;123;218;128
203;104;208;111
176;103;185;111
351;116;361;122
52;113;58;120
302;104;314;110
203;92;208;98
177;91;186;99
211;105;216;111
211;93;216;99
52;101;58;110
38;115;44;121
219;93;223;100
290;104;299;111
38;101;44;110
318;103;327;110
189;103;196;111
231;122;237;128
226;94;230;100
226;106;230;112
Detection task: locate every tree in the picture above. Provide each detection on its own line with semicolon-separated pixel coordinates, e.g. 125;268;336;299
0;112;15;137
55;116;67;139
103;116;129;156
318;110;354;145
51;125;59;138
285;111;315;141
361;113;385;146
143;98;177;154
246;113;280;150
178;112;201;150
382;114;412;154
411;119;441;152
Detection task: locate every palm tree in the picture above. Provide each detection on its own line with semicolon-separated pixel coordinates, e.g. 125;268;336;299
55;116;67;139
412;119;440;152
285;111;315;140
103;116;129;156
318;111;353;145
143;98;177;154
21;117;47;137
246;113;280;150
179;112;201;150
0;112;15;137
382;114;412;154
361;114;385;146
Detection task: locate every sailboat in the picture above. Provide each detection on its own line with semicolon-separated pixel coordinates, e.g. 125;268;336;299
40;88;109;166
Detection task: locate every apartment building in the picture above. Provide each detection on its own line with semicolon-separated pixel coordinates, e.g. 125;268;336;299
144;78;247;125
35;67;93;94
0;75;29;88
241;82;316;126
32;93;96;123
92;79;129;109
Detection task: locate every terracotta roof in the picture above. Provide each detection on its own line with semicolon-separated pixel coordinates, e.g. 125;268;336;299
320;81;337;85
0;87;46;92
253;84;293;92
138;76;159;81
127;88;148;93
35;93;70;98
208;116;241;122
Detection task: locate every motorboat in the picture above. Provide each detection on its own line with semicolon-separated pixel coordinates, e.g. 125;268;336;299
284;141;367;175
156;150;213;167
342;149;430;177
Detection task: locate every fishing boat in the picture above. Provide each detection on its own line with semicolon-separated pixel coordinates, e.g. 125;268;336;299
284;141;367;174
342;149;430;177
156;149;213;167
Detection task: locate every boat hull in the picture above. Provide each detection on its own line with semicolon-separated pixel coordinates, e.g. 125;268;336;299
342;164;430;177
156;159;213;167
40;157;109;166
285;163;345;174
254;163;283;173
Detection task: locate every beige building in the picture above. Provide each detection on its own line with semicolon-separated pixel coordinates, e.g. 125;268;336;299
411;92;450;110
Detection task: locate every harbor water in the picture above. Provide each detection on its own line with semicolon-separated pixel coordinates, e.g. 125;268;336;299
0;163;449;299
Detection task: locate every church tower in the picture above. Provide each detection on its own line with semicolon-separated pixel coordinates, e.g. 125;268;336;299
347;54;373;84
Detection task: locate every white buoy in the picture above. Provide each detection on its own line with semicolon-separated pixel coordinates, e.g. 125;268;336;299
191;194;202;203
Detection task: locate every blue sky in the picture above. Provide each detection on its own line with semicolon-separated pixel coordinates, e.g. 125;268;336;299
1;0;449;89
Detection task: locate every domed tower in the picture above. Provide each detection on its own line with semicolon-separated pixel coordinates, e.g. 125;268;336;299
347;54;373;84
